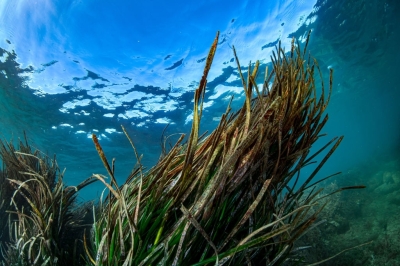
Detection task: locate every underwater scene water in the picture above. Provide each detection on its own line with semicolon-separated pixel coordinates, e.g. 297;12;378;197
0;0;399;265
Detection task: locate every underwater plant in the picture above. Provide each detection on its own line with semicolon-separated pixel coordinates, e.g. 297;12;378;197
85;31;362;265
0;31;366;265
0;134;96;265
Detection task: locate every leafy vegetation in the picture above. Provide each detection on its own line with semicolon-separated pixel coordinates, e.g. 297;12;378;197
0;31;362;265
0;134;95;265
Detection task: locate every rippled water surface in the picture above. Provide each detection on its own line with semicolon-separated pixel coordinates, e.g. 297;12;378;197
0;0;399;206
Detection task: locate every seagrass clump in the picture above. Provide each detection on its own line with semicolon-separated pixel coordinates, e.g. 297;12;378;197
0;135;96;265
0;134;58;258
86;31;352;265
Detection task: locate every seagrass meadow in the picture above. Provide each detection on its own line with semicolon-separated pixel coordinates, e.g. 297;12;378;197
0;32;366;265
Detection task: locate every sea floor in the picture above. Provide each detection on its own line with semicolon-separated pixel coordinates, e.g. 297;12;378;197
293;150;400;265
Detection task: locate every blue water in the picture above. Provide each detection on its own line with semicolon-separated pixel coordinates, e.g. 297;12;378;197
1;0;399;206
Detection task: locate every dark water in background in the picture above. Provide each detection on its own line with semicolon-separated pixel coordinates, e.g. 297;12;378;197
0;0;399;202
303;0;400;178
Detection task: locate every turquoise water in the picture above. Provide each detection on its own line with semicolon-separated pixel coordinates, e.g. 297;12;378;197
0;1;400;197
1;0;398;199
0;0;399;264
0;0;321;200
